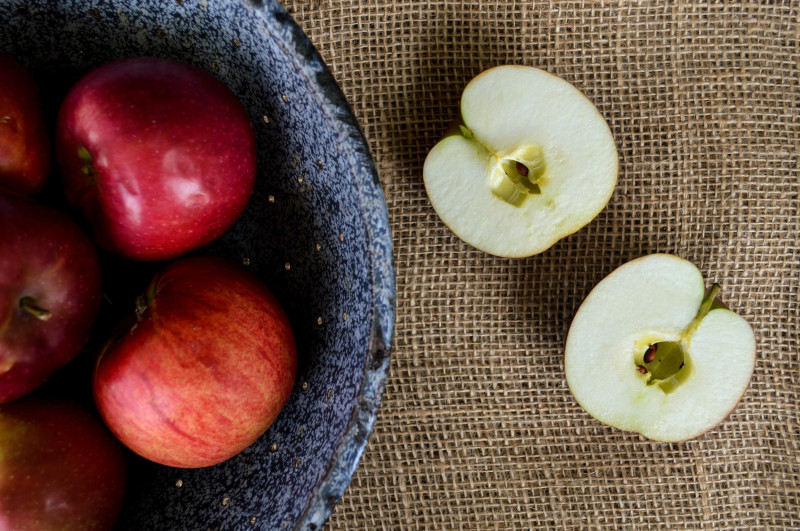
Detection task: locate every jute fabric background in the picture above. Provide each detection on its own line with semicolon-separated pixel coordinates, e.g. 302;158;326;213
282;1;798;528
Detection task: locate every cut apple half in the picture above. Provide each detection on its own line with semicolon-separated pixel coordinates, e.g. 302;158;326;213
423;65;618;257
565;254;756;442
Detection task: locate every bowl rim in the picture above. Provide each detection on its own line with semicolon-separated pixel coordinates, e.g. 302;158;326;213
249;1;396;529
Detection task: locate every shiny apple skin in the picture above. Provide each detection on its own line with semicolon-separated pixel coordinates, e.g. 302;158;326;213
0;52;50;196
0;194;102;404
0;396;126;531
93;256;297;468
56;57;257;261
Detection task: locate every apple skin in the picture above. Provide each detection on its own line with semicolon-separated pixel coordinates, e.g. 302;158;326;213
93;256;297;468
0;396;126;531
0;194;103;404
56;56;257;261
0;52;50;196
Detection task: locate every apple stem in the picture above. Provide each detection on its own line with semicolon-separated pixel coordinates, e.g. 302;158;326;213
19;296;52;321
134;277;161;321
685;283;722;337
459;124;475;140
135;295;148;320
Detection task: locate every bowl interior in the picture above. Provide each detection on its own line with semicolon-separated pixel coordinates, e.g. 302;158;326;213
0;1;394;529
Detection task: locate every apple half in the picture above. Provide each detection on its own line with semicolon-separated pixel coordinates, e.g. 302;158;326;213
423;65;618;257
565;254;756;442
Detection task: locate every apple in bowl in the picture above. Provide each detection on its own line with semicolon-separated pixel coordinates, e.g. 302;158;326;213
564;254;756;442
423;65;618;257
0;396;126;531
0;194;102;404
93;256;297;468
0;52;50;196
56;56;257;261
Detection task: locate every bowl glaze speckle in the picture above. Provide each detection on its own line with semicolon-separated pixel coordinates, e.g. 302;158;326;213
0;1;395;529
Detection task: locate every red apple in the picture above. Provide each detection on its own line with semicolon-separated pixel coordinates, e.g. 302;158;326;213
0;52;50;195
0;194;102;404
56;56;257;261
93;256;297;468
0;396;126;531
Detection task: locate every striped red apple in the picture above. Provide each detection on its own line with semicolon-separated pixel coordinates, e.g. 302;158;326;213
93;256;297;468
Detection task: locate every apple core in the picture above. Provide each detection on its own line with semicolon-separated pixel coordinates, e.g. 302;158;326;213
632;283;721;394
490;143;545;206
635;340;692;394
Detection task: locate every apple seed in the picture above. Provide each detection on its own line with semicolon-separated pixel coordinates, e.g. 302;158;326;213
515;161;529;177
643;344;657;364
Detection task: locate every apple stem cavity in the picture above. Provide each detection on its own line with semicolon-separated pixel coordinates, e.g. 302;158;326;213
77;146;95;181
19;296;52;321
134;276;162;321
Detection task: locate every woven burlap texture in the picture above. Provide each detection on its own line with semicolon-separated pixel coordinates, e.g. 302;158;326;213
283;1;798;528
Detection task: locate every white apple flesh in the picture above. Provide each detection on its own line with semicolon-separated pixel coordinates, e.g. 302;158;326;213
565;254;756;442
423;65;618;257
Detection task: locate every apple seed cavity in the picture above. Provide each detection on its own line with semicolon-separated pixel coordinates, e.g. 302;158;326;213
643;344;657;364
490;144;546;206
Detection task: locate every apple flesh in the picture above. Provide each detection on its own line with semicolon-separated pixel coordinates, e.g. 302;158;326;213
423;65;618;257
0;52;50;195
0;194;102;404
93;256;297;468
56;56;257;261
565;254;756;442
0;396;126;531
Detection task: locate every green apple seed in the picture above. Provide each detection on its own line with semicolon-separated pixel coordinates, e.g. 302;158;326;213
634;283;722;394
490;144;545;206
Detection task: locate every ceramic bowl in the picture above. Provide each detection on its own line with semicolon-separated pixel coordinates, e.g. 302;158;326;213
0;1;395;529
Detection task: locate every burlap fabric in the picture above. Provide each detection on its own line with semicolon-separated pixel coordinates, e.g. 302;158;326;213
282;1;798;528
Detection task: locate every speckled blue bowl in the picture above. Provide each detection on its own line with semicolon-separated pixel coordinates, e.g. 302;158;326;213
0;1;395;529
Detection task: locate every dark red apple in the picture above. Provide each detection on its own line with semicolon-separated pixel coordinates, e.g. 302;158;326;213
56;56;257;261
0;52;50;195
0;194;102;403
93;256;297;468
0;396;126;531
